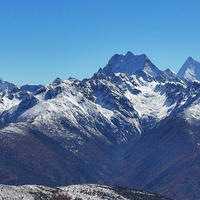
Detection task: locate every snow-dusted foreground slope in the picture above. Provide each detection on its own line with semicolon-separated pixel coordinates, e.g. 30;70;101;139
0;184;171;200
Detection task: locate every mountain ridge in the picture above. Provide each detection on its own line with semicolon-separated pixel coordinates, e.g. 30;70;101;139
0;51;200;200
0;184;172;200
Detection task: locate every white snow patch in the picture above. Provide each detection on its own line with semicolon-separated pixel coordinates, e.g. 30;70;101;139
184;98;200;120
125;81;175;120
96;104;113;120
0;184;159;200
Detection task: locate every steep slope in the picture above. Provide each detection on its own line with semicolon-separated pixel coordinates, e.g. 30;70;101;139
177;56;200;81
117;110;200;200
0;184;172;200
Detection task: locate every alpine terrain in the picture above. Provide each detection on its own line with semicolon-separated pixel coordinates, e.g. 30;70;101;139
0;184;171;200
0;51;200;200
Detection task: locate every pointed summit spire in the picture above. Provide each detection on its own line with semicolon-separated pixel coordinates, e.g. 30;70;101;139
187;56;194;60
125;51;134;57
177;57;200;81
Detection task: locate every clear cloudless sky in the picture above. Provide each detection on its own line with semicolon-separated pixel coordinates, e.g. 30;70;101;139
0;0;200;85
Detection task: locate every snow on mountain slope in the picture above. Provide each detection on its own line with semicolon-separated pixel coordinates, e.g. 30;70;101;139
1;51;200;200
17;80;118;143
0;185;54;200
0;95;20;114
177;56;200;81
0;52;188;140
0;55;191;147
0;79;43;114
0;78;19;91
0;76;141;147
0;184;171;200
124;76;175;120
183;97;200;121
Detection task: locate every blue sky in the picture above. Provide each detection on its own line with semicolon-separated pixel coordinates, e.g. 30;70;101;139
0;0;200;85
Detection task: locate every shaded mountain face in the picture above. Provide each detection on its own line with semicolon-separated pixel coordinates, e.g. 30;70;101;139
177;56;200;81
0;52;200;200
0;184;172;200
98;51;162;78
117;116;200;200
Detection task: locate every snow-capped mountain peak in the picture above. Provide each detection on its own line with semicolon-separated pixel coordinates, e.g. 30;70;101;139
177;56;200;81
0;78;19;91
160;68;181;82
164;68;176;76
98;51;162;77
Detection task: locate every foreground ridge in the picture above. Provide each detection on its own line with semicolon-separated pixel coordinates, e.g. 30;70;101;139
0;184;172;200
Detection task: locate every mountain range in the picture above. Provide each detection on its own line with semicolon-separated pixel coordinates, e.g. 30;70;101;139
0;52;200;200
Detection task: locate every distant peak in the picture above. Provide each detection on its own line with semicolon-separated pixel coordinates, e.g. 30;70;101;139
186;56;195;62
125;51;134;57
53;77;62;85
177;56;200;81
165;68;171;72
187;56;194;60
163;68;177;81
185;56;200;64
97;51;161;77
165;68;176;74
